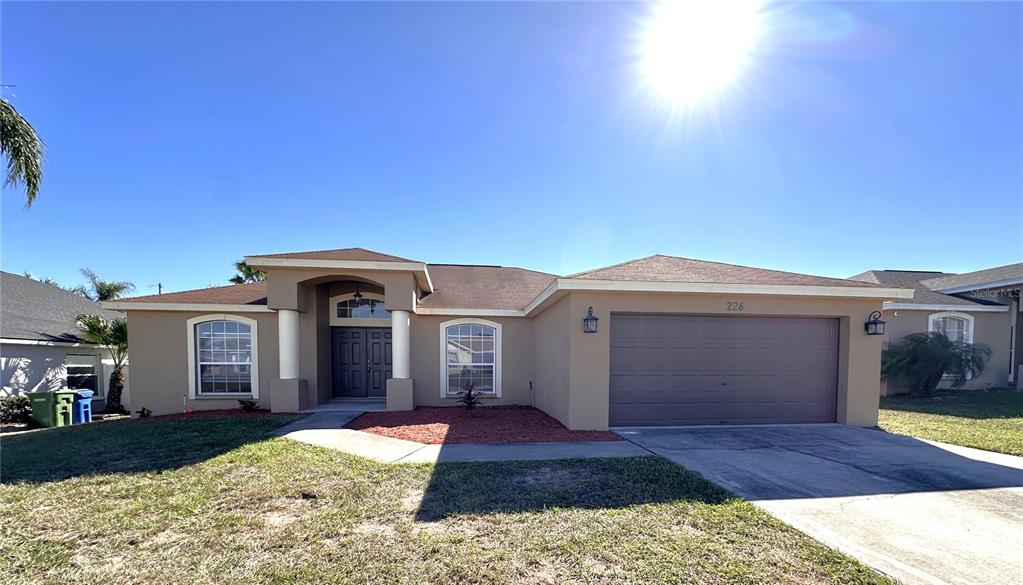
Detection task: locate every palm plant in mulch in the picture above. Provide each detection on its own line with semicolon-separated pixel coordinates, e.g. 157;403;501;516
882;331;991;396
457;380;482;413
76;314;129;413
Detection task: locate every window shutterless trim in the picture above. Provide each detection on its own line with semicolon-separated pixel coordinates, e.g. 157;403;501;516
186;314;259;400
438;318;502;399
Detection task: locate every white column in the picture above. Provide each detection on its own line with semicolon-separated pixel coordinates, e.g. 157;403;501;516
278;309;300;379
391;309;411;379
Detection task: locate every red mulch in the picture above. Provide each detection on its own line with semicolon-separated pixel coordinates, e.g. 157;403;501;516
151;409;293;420
345;406;623;445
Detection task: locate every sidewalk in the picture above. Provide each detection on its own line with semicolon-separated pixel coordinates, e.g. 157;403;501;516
273;413;651;463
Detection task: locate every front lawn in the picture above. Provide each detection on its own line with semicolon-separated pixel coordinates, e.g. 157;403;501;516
1;416;891;584
880;388;1023;456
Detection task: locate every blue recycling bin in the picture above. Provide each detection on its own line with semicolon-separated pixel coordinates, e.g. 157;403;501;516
72;390;94;424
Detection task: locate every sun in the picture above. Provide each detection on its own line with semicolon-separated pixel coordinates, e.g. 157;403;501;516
640;0;764;107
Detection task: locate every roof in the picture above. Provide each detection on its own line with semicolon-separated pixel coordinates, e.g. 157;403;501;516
247;247;419;263
848;270;1006;308
571;254;880;288
418;265;557;310
0;272;124;343
921;262;1023;292
113;282;268;305
112;251;908;313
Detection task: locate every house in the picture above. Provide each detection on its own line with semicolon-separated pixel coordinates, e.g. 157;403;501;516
849;262;1022;394
105;248;914;430
1;271;127;409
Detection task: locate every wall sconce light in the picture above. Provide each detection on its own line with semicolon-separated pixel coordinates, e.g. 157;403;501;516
864;311;886;336
583;306;599;333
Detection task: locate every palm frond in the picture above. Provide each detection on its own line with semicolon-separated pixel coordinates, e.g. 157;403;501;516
0;97;45;206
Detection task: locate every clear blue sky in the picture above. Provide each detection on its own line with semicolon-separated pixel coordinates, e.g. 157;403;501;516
2;1;1021;295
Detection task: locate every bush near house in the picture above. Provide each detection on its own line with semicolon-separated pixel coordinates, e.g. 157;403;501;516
0;395;32;425
882;332;991;396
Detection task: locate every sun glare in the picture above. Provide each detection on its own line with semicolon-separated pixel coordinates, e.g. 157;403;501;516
640;0;764;107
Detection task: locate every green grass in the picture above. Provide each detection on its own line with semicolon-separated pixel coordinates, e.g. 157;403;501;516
1;416;892;584
880;388;1023;456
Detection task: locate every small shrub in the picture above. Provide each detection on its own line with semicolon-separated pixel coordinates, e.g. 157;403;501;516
882;332;991;396
136;407;152;418
238;399;259;412
457;381;482;412
0;395;32;424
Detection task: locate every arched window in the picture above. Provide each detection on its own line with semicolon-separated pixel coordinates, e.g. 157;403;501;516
440;319;501;397
329;292;389;325
187;315;259;398
928;311;974;343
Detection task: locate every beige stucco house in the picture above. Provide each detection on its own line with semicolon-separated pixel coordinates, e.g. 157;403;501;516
850;262;1022;395
106;248;915;430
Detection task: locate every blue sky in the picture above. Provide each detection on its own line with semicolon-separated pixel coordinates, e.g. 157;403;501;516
2;1;1021;295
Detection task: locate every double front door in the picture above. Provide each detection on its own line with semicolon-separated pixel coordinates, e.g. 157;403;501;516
331;327;392;398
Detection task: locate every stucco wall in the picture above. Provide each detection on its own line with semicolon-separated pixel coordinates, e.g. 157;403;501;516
530;295;573;426
1;343;117;408
409;314;535;407
125;310;278;415
881;308;1012;394
556;292;885;430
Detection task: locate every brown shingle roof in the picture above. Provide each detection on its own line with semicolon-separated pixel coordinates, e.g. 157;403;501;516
419;265;557;310
118;282;268;305
848;270;1008;308
249;247;419;263
570;255;879;288
921;262;1023;291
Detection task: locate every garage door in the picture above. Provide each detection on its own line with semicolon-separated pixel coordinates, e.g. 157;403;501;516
610;314;839;426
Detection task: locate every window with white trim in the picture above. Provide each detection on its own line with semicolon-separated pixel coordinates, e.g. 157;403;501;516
195;319;254;394
441;320;501;397
928;312;974;343
67;354;100;394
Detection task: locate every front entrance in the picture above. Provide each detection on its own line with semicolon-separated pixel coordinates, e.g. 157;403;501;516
331;327;392;398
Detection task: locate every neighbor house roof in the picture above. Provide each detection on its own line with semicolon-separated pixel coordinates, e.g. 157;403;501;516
920;262;1023;293
571;255;880;288
247;247;419;263
0;271;124;343
418;265;557;311
848;269;1007;309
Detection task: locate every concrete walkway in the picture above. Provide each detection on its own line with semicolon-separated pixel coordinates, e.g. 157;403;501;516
273;413;649;464
619;424;1023;585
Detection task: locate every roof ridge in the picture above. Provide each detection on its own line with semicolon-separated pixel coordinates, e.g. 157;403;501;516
429;263;560;277
572;253;874;287
121;281;266;302
249;246;418;262
566;254;660;278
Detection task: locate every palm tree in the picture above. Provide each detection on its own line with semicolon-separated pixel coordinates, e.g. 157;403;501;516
76;314;129;413
229;260;267;284
882;332;991;396
81;268;135;301
1;96;45;206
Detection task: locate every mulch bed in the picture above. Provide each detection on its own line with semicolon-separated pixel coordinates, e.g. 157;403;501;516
345;406;623;445
151;409;293;420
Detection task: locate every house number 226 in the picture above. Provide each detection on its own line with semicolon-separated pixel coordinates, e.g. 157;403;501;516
726;302;744;312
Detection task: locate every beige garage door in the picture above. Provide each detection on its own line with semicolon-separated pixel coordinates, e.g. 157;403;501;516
610;314;839;426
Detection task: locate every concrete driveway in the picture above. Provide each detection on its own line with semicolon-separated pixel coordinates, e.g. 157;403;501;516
617;424;1023;585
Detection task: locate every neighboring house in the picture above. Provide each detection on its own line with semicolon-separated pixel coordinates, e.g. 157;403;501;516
106;248;914;429
1;271;127;409
849;262;1022;394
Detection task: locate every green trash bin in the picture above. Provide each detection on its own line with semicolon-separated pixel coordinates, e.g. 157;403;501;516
26;391;76;428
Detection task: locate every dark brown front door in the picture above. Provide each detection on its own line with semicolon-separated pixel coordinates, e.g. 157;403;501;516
331;327;392;398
